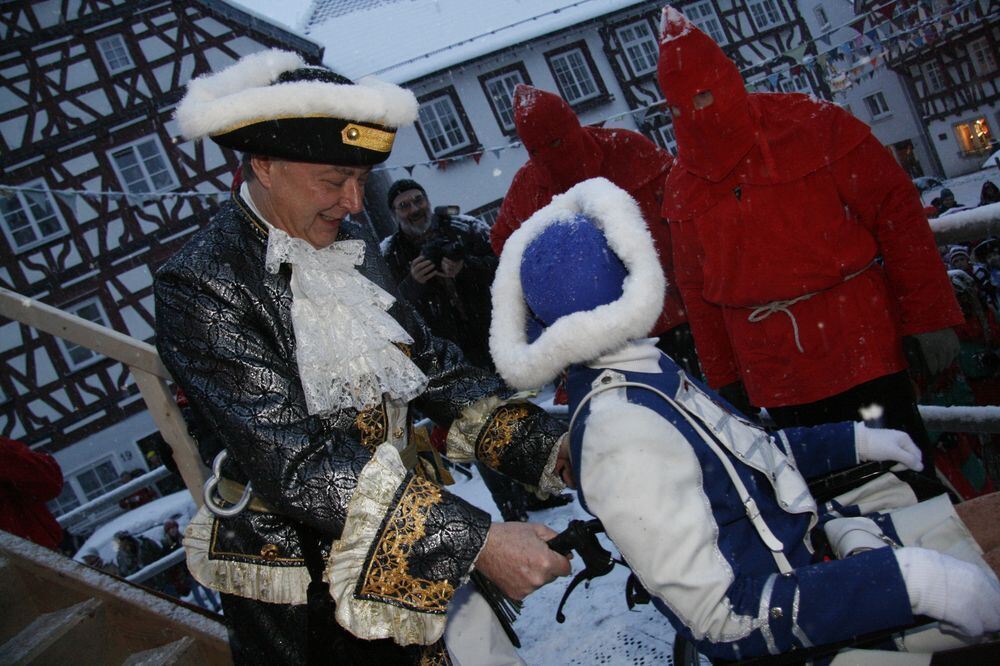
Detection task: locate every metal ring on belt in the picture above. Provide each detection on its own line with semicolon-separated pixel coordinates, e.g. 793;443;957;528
203;449;253;517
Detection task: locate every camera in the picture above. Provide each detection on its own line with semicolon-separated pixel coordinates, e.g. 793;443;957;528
420;205;467;269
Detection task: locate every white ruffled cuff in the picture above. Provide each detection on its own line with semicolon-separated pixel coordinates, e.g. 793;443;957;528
445;395;505;462
183;505;311;605
327;444;453;645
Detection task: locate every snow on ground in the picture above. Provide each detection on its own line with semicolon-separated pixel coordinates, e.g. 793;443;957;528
72;490;196;564
921;166;999;211
447;464;680;665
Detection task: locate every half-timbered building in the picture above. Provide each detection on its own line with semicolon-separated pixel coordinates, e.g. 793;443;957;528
0;0;321;532
300;0;821;230
854;0;1000;177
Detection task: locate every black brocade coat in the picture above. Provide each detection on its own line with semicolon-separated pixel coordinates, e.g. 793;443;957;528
154;199;561;657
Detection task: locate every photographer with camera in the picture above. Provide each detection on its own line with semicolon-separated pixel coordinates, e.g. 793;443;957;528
381;179;573;521
381;179;497;368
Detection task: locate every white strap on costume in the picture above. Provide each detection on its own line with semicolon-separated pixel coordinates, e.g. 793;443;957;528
569;376;794;574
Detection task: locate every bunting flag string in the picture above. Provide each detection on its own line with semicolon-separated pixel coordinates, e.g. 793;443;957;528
3;0;989;188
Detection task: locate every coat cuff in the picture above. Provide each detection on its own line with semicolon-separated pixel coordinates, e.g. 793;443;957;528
447;395;566;491
184;505;312;605
327;443;489;645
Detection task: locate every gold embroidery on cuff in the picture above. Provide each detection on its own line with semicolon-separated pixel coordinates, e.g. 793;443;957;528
475;403;533;469
446;396;504;462
357;475;454;612
355;402;388;452
419;640;452;665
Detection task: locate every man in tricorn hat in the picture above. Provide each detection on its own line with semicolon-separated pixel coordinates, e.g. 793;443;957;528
156;50;570;664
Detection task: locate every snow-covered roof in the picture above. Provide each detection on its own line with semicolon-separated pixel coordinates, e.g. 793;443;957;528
302;0;647;83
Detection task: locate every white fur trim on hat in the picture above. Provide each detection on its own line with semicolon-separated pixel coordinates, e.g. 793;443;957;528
175;49;419;141
490;177;666;390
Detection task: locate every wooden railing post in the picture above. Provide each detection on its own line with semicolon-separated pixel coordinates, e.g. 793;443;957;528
0;287;207;505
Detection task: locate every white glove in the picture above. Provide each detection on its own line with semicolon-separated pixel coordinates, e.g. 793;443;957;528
913;328;961;376
895;547;1000;637
854;423;923;471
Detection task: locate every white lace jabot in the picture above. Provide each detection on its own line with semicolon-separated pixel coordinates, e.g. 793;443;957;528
242;185;428;414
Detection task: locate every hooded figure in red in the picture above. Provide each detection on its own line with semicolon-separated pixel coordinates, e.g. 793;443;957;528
658;7;962;466
491;84;693;360
0;436;63;550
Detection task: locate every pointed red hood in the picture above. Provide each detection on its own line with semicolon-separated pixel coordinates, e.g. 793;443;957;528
513;84;601;191
657;7;756;181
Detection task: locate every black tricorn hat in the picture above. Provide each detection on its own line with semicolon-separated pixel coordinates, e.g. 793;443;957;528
175;50;417;166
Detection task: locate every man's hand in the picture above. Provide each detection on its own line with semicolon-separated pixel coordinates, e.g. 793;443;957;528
475;522;572;600
554;434;575;488
439;257;464;278
410;256;438;283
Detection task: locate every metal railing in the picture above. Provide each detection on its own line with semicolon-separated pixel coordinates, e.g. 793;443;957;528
56;465;172;527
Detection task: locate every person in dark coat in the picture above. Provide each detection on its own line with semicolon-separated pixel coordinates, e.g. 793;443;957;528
157;49;570;665
658;8;962;469
380;179;497;369
0;435;63;550
980;180;1000;207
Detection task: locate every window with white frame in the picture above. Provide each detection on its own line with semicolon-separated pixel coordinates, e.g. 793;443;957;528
416;90;473;157
480;66;528;133
75;458;122;501
97;34;133;73
688;0;728;45
48;458;123;517
658;123;678;155
954;116;994;156
48;481;83;517
922;60;946;93
813;6;830;28
617;20;659;76
969;38;997;77
748;0;783;31
863;92;891;119
109;136;179;194
779;72;811;94
59;298;109;369
546;44;601;105
0;180;68;252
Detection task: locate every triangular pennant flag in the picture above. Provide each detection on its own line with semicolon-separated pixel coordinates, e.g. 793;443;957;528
436;159;448;171
877;0;898;21
404;165;415;176
849;17;866;34
55;191;76;210
472;152;483;164
767;73;781;88
819;32;832;47
492;148;504;159
786;43;807;63
839;43;853;58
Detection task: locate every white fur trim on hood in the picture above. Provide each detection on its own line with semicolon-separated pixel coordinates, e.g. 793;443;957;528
490;177;666;390
175;49;418;141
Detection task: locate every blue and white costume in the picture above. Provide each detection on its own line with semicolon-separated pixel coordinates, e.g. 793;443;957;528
490;178;1000;661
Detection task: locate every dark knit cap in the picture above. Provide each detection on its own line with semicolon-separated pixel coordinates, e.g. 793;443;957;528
387;179;425;209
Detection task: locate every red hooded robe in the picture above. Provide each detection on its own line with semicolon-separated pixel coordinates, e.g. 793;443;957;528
0;436;63;550
658;8;961;407
491;84;686;335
